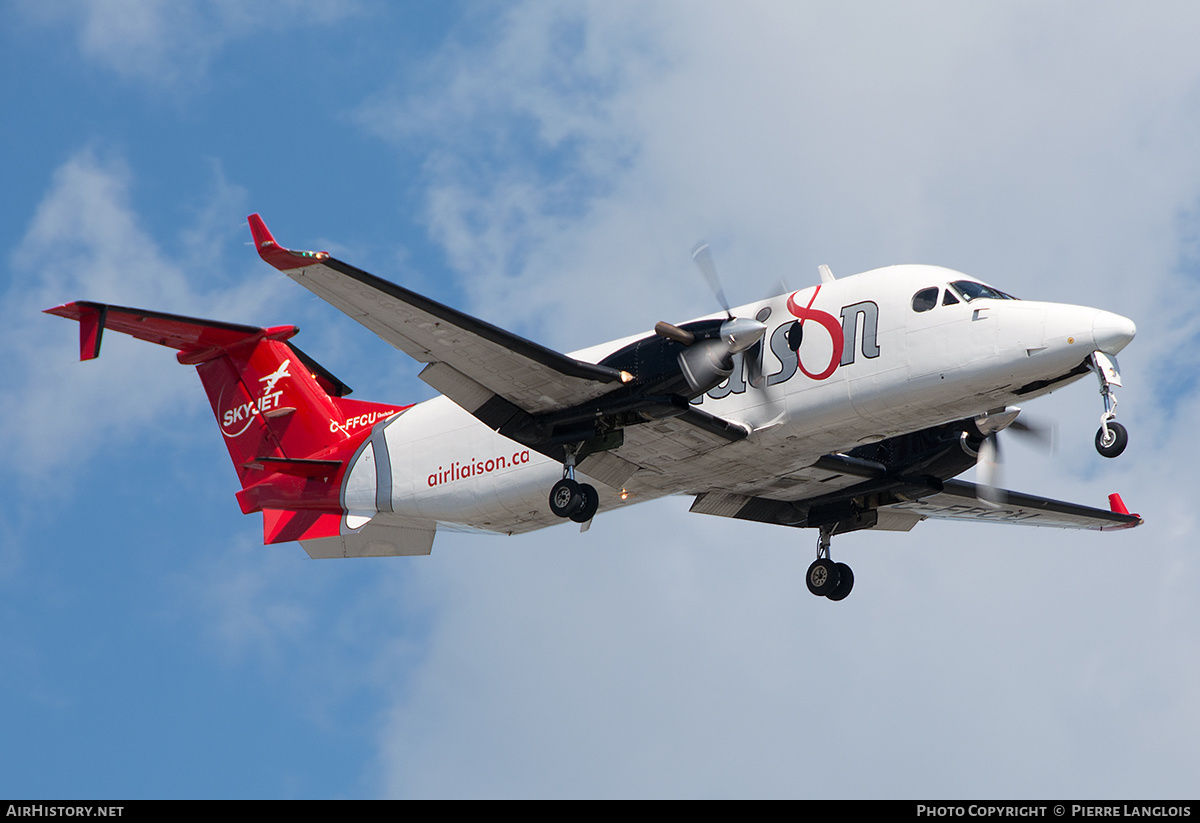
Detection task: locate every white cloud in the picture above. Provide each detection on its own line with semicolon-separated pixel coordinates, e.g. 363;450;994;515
18;0;361;87
1;148;286;484
362;2;1200;345
351;1;1200;797
11;1;1198;799
374;490;1199;797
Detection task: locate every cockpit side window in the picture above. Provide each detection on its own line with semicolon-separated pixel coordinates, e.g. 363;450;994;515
911;287;939;312
942;288;960;306
950;280;1018;301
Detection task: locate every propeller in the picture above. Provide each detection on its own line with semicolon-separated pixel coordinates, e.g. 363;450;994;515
650;242;767;395
970;408;1056;506
746;277;791;393
745;322;770;390
705;259;789;420
675;316;767;394
691;242;732;319
976;435;1004;506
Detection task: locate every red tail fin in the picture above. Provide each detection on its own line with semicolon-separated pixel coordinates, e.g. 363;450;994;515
45;302;408;540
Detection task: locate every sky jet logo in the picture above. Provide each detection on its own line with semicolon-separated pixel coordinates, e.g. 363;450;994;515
220;360;291;438
258;359;291;395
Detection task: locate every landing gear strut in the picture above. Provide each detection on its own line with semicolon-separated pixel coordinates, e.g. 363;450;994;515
548;448;599;523
806;526;854;601
1090;352;1128;458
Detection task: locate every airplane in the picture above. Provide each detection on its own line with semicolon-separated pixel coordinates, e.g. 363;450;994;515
44;214;1142;601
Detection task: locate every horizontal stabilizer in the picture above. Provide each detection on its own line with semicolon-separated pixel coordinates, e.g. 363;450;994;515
46;301;268;362
44;301;354;396
301;519;435;558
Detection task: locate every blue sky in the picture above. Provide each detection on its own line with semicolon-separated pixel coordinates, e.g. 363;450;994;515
3;1;1200;799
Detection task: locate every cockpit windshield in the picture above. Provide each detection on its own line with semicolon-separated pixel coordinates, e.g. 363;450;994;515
949;280;1018;302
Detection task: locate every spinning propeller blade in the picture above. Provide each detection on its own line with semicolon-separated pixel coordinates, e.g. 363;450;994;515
977;435;1004;506
972;408;1056;506
691;242;732;319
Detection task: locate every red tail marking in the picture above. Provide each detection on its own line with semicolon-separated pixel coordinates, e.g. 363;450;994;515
262;509;342;545
46;301;413;544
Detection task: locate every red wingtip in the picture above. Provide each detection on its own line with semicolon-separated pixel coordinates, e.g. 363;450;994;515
247;212;276;249
1108;493;1143;528
77;304;105;360
44;301;105;360
247;214;329;271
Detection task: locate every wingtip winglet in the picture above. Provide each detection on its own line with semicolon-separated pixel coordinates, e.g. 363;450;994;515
77;304;106;360
1108;493;1143;527
247;212;276;250
246;213;330;271
44;301;106;360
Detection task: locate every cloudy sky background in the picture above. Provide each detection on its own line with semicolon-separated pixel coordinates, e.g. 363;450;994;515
2;0;1198;798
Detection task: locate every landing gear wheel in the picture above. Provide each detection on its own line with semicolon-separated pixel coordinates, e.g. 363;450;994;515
806;558;841;597
825;563;855;601
549;478;584;518
1095;421;1128;458
569;483;599;523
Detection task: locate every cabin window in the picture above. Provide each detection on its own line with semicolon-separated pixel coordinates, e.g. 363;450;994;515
949;280;1018;302
911;287;939;312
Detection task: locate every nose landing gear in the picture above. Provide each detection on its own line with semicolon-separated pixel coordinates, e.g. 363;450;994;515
1095;421;1128;459
806;526;854;601
1090;352;1128;458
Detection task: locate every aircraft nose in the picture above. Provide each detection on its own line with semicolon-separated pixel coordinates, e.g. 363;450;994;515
1093;310;1136;355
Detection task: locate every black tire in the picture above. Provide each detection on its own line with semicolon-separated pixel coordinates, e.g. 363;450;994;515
826;563;855;601
806;558;840;597
549;478;584;518
569;483;600;523
1095;421;1128;458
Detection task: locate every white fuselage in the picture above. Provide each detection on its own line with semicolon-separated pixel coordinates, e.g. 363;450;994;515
342;264;1135;535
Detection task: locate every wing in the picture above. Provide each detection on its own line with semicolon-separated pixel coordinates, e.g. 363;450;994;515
248;215;748;480
878;480;1143;531
249;215;624;412
690;452;1142;533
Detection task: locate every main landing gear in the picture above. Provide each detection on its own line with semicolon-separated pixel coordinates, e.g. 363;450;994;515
806;526;854;601
548;449;599;524
1090;351;1128;458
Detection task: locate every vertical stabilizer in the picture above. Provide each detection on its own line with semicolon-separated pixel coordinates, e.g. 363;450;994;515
44;302;409;537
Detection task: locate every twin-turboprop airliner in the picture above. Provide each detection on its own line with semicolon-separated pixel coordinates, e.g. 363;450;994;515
45;215;1141;601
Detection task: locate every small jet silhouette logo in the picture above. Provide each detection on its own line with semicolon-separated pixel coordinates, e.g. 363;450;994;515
259;359;291;395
